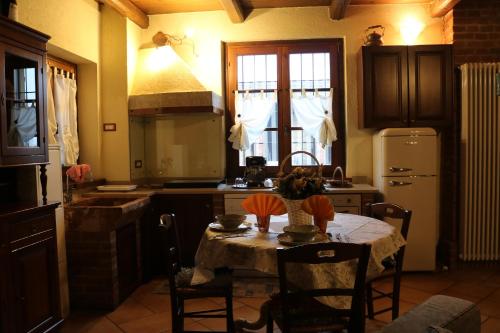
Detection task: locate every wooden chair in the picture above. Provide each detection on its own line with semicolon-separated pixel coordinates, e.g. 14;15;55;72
158;213;234;333
266;242;372;333
365;202;412;321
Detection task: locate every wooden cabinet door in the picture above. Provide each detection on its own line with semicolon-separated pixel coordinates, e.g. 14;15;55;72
116;223;139;302
362;46;408;128
408;45;452;127
11;235;59;333
0;42;47;165
151;194;214;272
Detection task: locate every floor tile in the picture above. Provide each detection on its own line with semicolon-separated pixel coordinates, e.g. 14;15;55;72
373;281;434;305
184;318;211;331
442;281;497;302
106;297;155;325
132;291;171;313
477;299;500;318
482;287;500;304
482;317;500;333
371;298;417;323
118;312;171;333
234;296;269;310
183;298;222;317
61;316;124;333
400;273;454;294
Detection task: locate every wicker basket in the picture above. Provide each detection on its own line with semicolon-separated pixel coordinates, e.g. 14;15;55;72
278;151;323;226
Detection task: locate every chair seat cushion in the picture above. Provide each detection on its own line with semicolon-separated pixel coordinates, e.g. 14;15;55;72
175;267;232;297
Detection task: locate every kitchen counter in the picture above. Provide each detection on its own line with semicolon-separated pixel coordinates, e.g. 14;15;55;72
82;183;377;198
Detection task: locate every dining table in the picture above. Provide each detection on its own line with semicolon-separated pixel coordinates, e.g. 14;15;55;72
192;213;406;331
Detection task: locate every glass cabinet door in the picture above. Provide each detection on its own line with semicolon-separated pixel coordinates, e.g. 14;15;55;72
1;43;46;161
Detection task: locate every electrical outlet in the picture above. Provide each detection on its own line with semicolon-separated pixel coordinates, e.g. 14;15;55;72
134;160;143;168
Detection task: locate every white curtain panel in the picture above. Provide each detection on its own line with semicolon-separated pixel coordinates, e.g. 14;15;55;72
7;104;37;146
47;69;57;144
54;73;79;165
291;89;337;148
228;91;277;151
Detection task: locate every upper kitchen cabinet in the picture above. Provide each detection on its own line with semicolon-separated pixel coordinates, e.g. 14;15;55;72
360;45;452;129
0;16;50;166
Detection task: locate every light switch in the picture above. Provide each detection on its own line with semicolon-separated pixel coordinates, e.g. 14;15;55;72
103;123;116;131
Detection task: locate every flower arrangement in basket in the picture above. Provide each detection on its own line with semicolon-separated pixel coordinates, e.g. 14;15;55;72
274;151;326;225
274;151;325;199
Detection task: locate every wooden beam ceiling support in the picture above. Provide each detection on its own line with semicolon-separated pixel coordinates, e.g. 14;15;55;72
430;0;461;17
101;0;149;28
219;0;246;23
329;0;351;21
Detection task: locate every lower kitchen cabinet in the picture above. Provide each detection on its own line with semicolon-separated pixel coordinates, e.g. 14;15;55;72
150;194;215;272
0;203;62;333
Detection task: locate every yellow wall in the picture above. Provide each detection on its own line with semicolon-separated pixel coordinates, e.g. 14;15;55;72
100;6;131;181
144;5;444;182
17;0;100;64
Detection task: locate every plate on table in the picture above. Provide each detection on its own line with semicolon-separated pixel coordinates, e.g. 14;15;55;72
209;221;252;232
277;233;330;246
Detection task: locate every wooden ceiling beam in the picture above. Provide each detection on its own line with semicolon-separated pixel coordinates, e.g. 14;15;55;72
430;0;461;17
329;0;351;21
219;0;246;23
100;0;149;28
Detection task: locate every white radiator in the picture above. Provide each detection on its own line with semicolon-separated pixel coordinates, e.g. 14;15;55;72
460;63;500;261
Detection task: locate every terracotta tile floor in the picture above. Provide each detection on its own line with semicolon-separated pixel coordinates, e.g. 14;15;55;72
60;265;500;332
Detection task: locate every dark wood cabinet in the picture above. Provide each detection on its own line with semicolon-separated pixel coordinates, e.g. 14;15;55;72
0;16;49;166
361;45;452;129
150;194;214;272
0;202;62;333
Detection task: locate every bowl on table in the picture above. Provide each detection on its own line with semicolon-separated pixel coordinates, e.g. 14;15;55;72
283;224;319;242
215;214;246;229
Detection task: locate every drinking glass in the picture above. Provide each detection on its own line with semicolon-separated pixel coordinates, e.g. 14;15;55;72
256;215;270;232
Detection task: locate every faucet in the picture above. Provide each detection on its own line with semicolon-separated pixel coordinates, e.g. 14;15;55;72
332;166;344;184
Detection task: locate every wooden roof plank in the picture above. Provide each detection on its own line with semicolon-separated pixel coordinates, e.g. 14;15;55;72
430;0;461;17
219;0;246;23
329;0;351;20
101;0;149;28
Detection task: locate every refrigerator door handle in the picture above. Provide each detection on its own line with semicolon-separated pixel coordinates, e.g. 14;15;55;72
389;180;413;186
389;167;413;172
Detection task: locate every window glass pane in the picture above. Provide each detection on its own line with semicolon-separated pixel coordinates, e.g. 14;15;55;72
289;52;332;165
291;130;332;166
237;54;278;166
239;131;278;166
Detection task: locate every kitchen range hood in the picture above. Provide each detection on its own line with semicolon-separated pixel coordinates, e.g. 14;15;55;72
129;47;224;116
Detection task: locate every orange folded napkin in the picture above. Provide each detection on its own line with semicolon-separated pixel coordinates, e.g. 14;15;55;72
241;194;287;218
301;195;335;233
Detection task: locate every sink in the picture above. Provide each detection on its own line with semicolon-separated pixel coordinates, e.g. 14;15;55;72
70;197;138;207
65;196;150;232
325;179;353;188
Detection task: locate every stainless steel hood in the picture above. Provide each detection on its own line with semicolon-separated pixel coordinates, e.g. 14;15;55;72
129;47;224;115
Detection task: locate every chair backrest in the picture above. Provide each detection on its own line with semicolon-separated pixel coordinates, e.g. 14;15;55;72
158;214;182;300
366;202;412;274
276;242;372;333
365;203;412;240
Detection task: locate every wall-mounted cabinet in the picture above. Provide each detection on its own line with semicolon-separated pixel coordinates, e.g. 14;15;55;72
360;45;452;129
0;16;49;166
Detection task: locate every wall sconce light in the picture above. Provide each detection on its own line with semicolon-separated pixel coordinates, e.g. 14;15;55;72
152;31;197;56
400;17;424;45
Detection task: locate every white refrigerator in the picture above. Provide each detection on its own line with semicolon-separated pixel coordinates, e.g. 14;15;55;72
373;128;439;271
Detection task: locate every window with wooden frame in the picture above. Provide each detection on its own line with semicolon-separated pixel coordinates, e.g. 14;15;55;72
225;39;345;178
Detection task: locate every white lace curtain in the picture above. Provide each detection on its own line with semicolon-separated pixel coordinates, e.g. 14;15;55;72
47;68;79;165
228;90;277;151
291;89;337;148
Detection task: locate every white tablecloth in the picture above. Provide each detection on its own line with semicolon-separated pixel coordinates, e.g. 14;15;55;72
193;213;406;308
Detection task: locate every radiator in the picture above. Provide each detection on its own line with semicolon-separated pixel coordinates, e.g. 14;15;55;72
460;63;500;261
